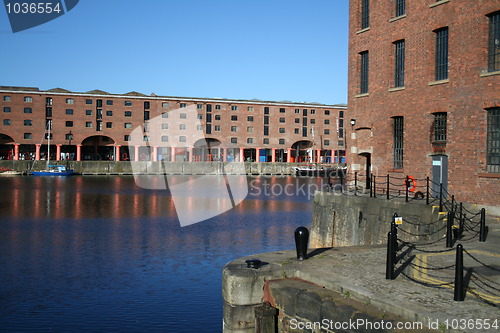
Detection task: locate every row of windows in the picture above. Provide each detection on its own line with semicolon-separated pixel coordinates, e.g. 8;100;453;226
358;11;499;93
139;136;335;146
2;95;340;115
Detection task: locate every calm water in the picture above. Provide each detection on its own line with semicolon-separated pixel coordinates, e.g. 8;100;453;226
0;175;329;332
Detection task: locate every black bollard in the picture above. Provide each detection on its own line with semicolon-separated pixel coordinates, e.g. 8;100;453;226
454;244;464;301
386;231;395;280
446;211;454;248
479;208;487;242
294;226;309;260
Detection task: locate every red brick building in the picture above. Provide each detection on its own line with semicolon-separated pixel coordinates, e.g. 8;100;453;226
347;0;500;209
0;86;346;164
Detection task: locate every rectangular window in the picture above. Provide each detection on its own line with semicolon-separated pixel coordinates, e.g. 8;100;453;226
179;124;186;130
435;27;449;81
263;138;269;144
247;126;254;133
106;110;113;116
46;107;52;117
324;129;330;135
279;139;285;145
65;134;73;141
3;119;11;125
279;117;285;123
360;51;369;94
86;99;93;105
124;135;130;141
144;101;150;109
279;108;286;113
106;122;112;128
394;40;405;87
215;125;221;132
310;119;316;124
24;96;32;103
231;126;238;132
231;115;238;121
162;102;169;108
295;118;300;124
24;107;32;113
206;124;212;134
144;111;150;120
179;136;187;143
264;126;269;136
361;0;369;29
197;104;203;110
86;110;92;116
46;97;53;106
125;101;132;106
24;133;32;139
247;138;254;144
86;122;92;128
215;105;221;110
393;116;404;169
325;110;330;115
125;111;132;117
197;114;203;120
66;109;74;115
231;137;237;144
264;116;269;125
24;119;32;126
66;98;74;104
125;123;132;129
487;108;500;173
161;123;168;129
310;109;316;115
4;107;11;113
395;0;405;17
97;121;102;131
248;106;254;112
231;105;238;111
294;128;300;134
324;140;330;146
433;112;447;142
96;109;103;119
295;109;300;114
279;128;285;134
107;100;113;106
96;100;103;107
162;112;168;118
339;111;344;118
264;107;269;114
324;119;330;125
247;116;253;122
162;136;168;142
215;115;221;120
4;96;11;102
197;125;203;131
180;113;187;119
66;121;73;127
144;136;150;142
488;12;500;72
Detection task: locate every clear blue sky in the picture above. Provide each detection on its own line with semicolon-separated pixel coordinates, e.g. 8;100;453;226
0;0;349;105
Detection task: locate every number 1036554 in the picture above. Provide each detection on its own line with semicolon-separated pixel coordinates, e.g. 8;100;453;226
443;319;499;330
5;2;62;14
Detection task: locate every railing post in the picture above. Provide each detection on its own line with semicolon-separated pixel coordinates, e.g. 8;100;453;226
386;174;390;200
479;208;487;242
405;175;409;202
373;174;377;198
439;183;443;211
370;174;373;198
446;211;454;248
426;177;430;205
458;203;464;239
386;231;395;280
354;172;358;196
454;244;464;301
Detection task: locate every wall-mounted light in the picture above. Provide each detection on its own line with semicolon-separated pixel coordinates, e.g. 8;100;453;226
350;119;356;126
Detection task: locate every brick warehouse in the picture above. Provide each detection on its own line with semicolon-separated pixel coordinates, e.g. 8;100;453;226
0;86;346;164
347;0;500;209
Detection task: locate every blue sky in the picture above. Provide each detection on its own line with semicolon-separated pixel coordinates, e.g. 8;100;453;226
0;0;349;105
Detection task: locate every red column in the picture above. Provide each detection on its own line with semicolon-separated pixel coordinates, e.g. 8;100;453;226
316;149;321;163
56;145;62;161
256;148;261;162
271;148;276;163
115;145;121;161
171;147;176;162
134;145;140;161
14;144;20;161
287;148;292;163
76;145;82;161
35;144;41;161
223;148;228;162
188;147;193;162
240;147;244;162
331;149;336;163
152;146;158;162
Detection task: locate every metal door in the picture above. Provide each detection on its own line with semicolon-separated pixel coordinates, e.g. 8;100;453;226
431;155;448;198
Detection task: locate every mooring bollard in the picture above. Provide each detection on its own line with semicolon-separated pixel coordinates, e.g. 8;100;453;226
254;302;277;333
386;231;395;280
446;211;454;248
454;244;464;301
294;226;309;260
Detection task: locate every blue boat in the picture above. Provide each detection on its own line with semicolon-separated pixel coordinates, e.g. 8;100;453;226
31;165;75;176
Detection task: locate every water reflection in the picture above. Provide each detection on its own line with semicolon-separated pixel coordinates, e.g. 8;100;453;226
0;175;330;332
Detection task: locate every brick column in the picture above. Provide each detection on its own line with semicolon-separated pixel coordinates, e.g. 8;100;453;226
35;144;41;161
331;149;336;163
287;148;292;163
134;145;140;161
271;148;276;163
56;145;62;161
152;146;158;162
76;145;82;162
255;148;261;162
115;145;121;161
188;147;194;162
171;147;176;162
14;144;20;161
